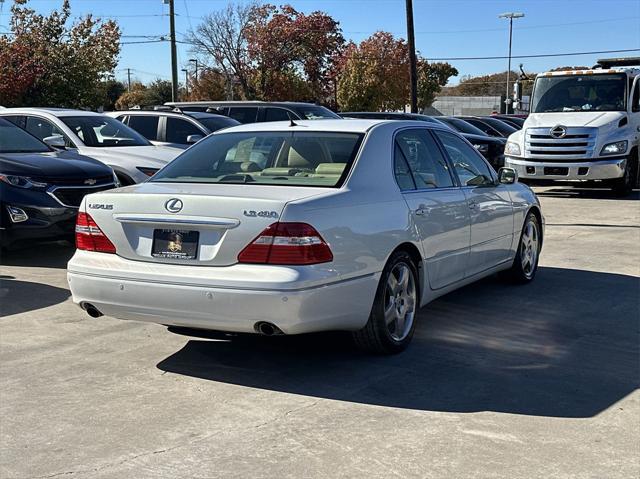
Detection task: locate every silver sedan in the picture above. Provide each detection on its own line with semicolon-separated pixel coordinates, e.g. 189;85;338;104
67;119;543;354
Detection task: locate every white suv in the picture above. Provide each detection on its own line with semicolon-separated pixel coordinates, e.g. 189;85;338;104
0;108;182;184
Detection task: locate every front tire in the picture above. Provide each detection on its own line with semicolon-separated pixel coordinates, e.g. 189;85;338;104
611;153;638;197
352;251;419;354
503;212;541;284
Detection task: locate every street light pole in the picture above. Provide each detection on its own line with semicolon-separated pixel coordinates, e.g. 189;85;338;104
168;0;179;102
181;69;189;99
189;59;199;82
498;12;524;114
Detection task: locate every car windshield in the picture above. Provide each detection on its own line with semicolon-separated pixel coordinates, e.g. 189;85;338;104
531;73;627;113
60;116;151;147
439;118;487;136
152;131;363;187
476;118;517;136
293;106;341;120
0;119;50;153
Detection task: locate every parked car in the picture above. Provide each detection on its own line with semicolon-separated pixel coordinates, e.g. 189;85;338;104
0;108;182;184
106;109;240;149
164;101;341;123
0;118;117;248
348;112;506;169
67;119;543;354
456;116;519;138
490;114;525;129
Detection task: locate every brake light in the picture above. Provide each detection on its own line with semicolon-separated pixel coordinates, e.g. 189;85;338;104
238;222;333;265
75;212;116;253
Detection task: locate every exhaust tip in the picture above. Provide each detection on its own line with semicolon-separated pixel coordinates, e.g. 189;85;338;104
254;321;284;336
82;303;103;318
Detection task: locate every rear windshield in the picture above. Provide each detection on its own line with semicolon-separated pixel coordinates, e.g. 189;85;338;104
151;131;363;187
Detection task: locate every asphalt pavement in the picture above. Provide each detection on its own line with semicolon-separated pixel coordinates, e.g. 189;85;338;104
1;186;638;479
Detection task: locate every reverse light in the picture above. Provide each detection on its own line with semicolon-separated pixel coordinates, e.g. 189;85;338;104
0;174;47;189
505;142;521;156
600;140;627;156
238;222;333;265
76;212;116;253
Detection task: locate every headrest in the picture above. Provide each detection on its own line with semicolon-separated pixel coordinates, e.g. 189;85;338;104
314;163;346;176
261;167;300;176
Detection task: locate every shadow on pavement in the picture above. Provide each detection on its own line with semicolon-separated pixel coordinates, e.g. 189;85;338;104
158;267;640;418
0;240;74;269
534;187;639;201
0;278;70;317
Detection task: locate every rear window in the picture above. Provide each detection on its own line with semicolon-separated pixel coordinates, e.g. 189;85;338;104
151;131;363;187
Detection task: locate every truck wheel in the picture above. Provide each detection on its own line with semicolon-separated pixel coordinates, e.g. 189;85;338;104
611;153;638;197
352;251;418;354
502;212;541;284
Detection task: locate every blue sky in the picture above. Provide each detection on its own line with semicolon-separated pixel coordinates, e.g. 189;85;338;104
1;0;639;85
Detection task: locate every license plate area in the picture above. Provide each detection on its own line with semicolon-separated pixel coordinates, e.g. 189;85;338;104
544;166;569;176
152;229;199;259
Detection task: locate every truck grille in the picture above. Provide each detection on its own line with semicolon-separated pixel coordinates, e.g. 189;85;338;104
48;184;115;208
525;127;596;161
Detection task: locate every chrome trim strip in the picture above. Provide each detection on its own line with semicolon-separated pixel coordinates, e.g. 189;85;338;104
112;214;240;229
46;182;116;208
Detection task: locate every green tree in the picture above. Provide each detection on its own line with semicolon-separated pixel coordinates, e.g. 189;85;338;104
417;61;458;110
0;0;121;108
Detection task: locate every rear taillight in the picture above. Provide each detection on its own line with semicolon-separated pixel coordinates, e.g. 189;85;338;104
238;222;333;265
75;212;116;253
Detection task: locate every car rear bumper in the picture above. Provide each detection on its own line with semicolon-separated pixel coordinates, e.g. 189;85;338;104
67;251;379;334
505;157;626;181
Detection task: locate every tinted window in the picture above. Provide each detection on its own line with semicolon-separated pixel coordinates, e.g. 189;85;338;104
166;117;203;144
394;143;416;191
3;115;26;129
0;118;50;153
633;81;640;112
228;107;259;123
152;131;363;188
480;117;517;136
24;116;73;147
196;116;239;132
60;116;150;147
463;118;501;137
264;108;292;122
435;130;494;186
127;115;160;141
438;117;487;136
395;129;454;189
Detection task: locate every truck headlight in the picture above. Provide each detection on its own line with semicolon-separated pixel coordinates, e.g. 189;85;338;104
473;143;489;154
0;174;48;189
505;142;521;156
600;140;627;156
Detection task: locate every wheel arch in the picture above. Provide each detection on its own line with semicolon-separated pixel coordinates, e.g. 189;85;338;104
387;242;425;299
526;205;544;247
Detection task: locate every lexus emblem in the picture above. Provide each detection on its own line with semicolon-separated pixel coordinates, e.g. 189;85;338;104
165;198;183;213
550;125;567;138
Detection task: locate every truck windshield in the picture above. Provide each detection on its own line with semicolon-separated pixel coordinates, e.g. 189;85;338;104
531;73;627;113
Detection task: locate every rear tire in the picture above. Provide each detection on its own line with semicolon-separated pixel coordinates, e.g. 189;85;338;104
503;212;541;284
611;153;638;197
352;250;419;354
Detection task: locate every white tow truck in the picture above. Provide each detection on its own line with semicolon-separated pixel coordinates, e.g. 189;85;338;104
505;58;640;195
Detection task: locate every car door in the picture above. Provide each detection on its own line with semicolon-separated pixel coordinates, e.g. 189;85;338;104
434;130;514;277
23;115;75;147
164;117;207;148
123;115;161;144
394;128;470;290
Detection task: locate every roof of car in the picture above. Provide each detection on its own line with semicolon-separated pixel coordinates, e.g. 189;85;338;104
108;110;228;120
215;118;447;134
165;101;331;108
0;107;104;117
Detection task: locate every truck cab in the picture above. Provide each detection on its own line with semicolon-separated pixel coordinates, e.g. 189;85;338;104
505;58;640;195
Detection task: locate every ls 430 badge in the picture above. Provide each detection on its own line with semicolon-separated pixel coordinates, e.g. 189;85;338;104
243;210;279;219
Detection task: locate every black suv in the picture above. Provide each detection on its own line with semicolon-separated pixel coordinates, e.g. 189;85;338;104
0;118;116;248
165;101;341;124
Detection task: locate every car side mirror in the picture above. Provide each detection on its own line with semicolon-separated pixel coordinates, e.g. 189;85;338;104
186;134;203;144
498;167;518;184
43;135;66;149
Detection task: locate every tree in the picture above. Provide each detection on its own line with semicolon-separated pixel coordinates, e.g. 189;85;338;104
417;61;458;110
185;68;228;101
0;0;121;108
114;79;174;110
245;4;344;102
441;70;534;97
100;79;126;111
185;3;256;100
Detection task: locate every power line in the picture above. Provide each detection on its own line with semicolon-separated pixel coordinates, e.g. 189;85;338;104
427;48;640;61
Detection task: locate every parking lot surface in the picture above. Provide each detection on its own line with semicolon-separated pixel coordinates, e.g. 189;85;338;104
1;187;639;479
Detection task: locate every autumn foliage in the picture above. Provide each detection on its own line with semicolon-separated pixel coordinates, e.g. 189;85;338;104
0;0;120;108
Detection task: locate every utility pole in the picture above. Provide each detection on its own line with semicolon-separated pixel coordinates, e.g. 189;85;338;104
168;0;179;102
499;12;524;114
127;68;131;92
189;59;199;82
405;0;418;113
